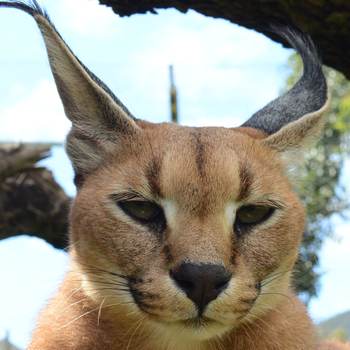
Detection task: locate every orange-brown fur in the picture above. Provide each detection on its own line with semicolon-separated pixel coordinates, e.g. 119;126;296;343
0;3;342;349
29;124;343;349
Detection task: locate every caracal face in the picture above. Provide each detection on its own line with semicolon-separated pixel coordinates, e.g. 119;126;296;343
71;123;304;341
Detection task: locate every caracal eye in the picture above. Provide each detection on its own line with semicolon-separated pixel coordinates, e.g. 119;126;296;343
235;205;274;227
119;200;162;222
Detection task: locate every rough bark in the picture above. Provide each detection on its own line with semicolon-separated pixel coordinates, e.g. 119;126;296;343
99;0;350;79
0;144;69;249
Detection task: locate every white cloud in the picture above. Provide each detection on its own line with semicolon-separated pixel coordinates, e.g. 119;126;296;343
0;80;70;143
55;0;117;37
170;21;284;65
113;13;289;125
0;236;68;348
310;159;350;321
309;221;350;321
130;10;289;70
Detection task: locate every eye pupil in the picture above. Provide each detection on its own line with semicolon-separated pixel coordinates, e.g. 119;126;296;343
116;199;166;233
119;201;161;222
234;205;275;235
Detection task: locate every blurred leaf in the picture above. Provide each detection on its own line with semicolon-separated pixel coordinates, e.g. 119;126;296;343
286;54;350;302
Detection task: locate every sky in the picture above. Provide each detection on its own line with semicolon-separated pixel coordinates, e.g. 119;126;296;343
0;0;349;348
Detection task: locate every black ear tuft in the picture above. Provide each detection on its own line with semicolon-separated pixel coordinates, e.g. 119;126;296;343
0;0;48;18
242;25;327;135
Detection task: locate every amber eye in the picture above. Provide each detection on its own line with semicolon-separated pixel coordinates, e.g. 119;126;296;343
119;201;162;222
235;205;275;235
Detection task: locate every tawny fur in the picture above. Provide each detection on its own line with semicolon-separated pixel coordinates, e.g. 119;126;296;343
29;124;345;350
0;2;345;349
30;275;315;350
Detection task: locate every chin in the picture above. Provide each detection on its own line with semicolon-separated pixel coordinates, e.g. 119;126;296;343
152;317;233;342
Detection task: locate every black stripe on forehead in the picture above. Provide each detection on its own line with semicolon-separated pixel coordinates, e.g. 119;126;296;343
238;162;253;201
146;157;162;197
192;130;205;177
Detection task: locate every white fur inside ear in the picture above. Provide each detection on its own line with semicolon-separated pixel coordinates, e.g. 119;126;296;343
32;15;141;177
262;96;330;176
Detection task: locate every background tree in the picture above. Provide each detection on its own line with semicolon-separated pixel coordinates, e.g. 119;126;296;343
0;144;69;249
287;54;350;301
329;328;348;342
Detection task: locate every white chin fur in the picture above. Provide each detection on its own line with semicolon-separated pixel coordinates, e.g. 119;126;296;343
153;319;232;343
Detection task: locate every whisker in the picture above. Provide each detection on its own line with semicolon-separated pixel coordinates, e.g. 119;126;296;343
97;297;106;326
65;286;84;300
82;269;129;280
74;262;129;279
245;309;272;333
70;278;129;288
259;292;293;303
61;298;88;313
126;316;145;350
261;269;293;287
81;286;131;293
103;300;136;307
59;306;101;329
61;298;139;331
241;322;255;347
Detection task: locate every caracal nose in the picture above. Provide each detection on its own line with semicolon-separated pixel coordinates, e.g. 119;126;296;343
170;262;232;315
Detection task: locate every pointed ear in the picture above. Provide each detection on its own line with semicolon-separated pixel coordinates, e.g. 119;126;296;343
240;26;329;170
242;26;328;136
262;99;330;167
0;1;139;185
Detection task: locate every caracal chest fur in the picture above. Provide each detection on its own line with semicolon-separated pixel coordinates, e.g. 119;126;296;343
1;1;342;349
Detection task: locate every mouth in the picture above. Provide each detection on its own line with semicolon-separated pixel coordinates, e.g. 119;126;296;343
169;316;232;341
181;316;219;329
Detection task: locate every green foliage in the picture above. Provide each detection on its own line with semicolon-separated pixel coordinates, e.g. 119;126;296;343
329;328;348;342
286;54;350;302
319;310;350;340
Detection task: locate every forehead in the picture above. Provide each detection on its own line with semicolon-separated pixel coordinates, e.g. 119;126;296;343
142;125;263;212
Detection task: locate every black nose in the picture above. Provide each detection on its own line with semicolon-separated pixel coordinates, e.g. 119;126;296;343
170;263;232;314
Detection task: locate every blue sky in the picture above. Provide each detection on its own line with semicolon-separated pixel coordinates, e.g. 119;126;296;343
0;0;349;348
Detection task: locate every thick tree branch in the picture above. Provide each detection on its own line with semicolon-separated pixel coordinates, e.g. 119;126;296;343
100;0;350;78
0;144;69;249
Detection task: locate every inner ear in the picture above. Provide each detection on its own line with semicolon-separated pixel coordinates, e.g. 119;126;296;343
240;26;328;149
3;2;141;185
262;99;329;154
260;99;330;178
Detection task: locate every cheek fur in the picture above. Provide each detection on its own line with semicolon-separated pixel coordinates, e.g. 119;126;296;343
70;190;163;276
237;203;305;280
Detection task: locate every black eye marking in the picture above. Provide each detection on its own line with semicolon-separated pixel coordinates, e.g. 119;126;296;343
128;278;161;315
111;193;166;234
234;204;276;236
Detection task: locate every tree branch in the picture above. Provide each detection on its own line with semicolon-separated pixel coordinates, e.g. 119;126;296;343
0;144;70;249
